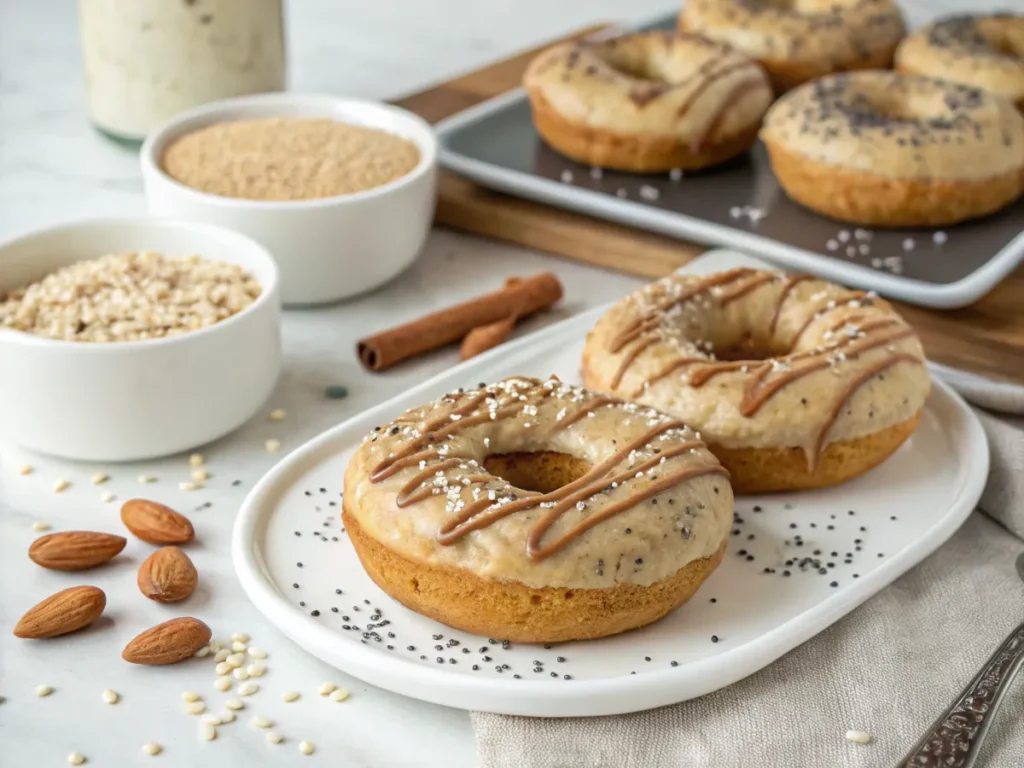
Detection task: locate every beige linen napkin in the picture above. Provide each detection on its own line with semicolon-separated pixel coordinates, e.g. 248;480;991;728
471;380;1024;768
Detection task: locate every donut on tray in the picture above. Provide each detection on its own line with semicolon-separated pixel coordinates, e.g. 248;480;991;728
343;376;732;643
895;13;1024;111
523;31;773;172
760;71;1024;227
581;269;932;494
678;0;906;92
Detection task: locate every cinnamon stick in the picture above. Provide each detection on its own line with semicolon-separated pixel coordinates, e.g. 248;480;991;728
357;272;563;371
460;315;517;360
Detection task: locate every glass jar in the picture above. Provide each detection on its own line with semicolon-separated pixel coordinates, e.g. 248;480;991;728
78;0;287;143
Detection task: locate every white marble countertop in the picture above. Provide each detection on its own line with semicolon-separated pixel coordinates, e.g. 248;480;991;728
0;0;996;766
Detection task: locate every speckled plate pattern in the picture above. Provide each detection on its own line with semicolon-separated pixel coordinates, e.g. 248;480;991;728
232;254;989;717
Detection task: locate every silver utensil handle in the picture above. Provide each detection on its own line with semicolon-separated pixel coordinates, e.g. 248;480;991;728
897;620;1024;768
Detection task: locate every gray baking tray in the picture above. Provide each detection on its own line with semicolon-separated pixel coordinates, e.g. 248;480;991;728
434;13;1024;309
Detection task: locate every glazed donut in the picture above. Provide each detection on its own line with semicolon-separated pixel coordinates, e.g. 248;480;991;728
679;0;906;92
581;269;931;494
760;71;1024;227
895;13;1024;110
523;31;773;172
343;376;732;643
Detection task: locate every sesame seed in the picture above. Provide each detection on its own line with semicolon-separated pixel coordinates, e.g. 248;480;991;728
299;741;315;756
225;698;244;711
251;715;273;729
282;691;300;702
845;730;872;744
68;752;86;765
200;723;217;742
268;408;286;421
35;684;53;697
31;521;51;532
318;682;336;696
141;742;162;756
329;688;350;702
91;472;109;485
265;438;282;453
53;478;70;493
266;732;284;744
18;464;33;475
101;689;119;704
138;474;157;484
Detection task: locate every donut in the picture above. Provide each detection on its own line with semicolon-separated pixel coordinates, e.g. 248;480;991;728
581;269;931;494
760;71;1024;227
678;0;906;92
522;31;773;172
895;13;1024;110
343;376;732;643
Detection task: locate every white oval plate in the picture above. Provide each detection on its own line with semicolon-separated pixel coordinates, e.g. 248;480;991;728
233;302;988;717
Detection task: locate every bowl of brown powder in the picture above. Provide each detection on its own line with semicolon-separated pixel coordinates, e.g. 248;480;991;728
141;93;437;306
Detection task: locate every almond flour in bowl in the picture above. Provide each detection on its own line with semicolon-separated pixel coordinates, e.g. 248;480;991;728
0;250;262;342
160;117;422;201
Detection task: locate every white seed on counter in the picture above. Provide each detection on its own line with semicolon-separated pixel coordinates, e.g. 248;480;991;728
282;691;300;703
225;698;244;711
200;723;217;742
193;645;211;658
179;481;200;491
268;409;286;421
203;715;223;726
231;641;247;653
181;691;202;703
318;682;336;697
215;662;232;676
265;731;284;744
35;684;53;697
265;438;282;453
101;689;119;704
67;752;86;766
189;453;205;468
141;742;162;756
328;688;350;703
32;522;51;532
53;478;70;493
845;730;872;744
246;662;265;678
213;648;230;663
248;647;267;659
18;464;33;475
101;491;116;503
232;668;249;682
138;475;157;484
91;472;109;485
238;682;259;697
251;715;273;729
220;711;236;724
226;653;245;668
214;677;232;692
299;741;315;756
184;701;206;715
191;468;209;482
231;632;250;643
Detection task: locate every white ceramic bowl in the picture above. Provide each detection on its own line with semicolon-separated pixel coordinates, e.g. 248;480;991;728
140;93;438;306
0;218;282;462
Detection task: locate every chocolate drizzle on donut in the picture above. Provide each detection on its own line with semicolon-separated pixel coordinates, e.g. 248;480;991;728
367;379;726;561
607;271;925;471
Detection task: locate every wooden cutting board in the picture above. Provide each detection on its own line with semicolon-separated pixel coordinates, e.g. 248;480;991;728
394;27;1024;386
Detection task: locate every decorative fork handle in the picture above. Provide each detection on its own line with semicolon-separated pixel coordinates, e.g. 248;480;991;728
896;620;1024;768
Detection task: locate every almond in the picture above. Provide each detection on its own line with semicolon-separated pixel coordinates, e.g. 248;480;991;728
121;499;194;545
122;617;211;665
138;547;198;603
14;586;106;639
29;531;127;571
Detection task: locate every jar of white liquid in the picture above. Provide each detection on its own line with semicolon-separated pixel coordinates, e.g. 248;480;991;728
79;0;286;143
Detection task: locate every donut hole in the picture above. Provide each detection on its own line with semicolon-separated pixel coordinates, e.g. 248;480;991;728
599;48;668;83
709;333;784;362
483;451;593;495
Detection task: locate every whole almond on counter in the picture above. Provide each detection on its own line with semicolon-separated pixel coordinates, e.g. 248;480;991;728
121;499;194;545
14;586;106;639
138;547;198;603
28;531;127;571
122;617;211;665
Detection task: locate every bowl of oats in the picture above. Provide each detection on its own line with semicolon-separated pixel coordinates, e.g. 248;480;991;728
141;93;438;306
0;217;281;461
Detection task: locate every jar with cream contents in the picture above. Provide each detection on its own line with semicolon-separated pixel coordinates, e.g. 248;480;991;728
78;0;286;143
